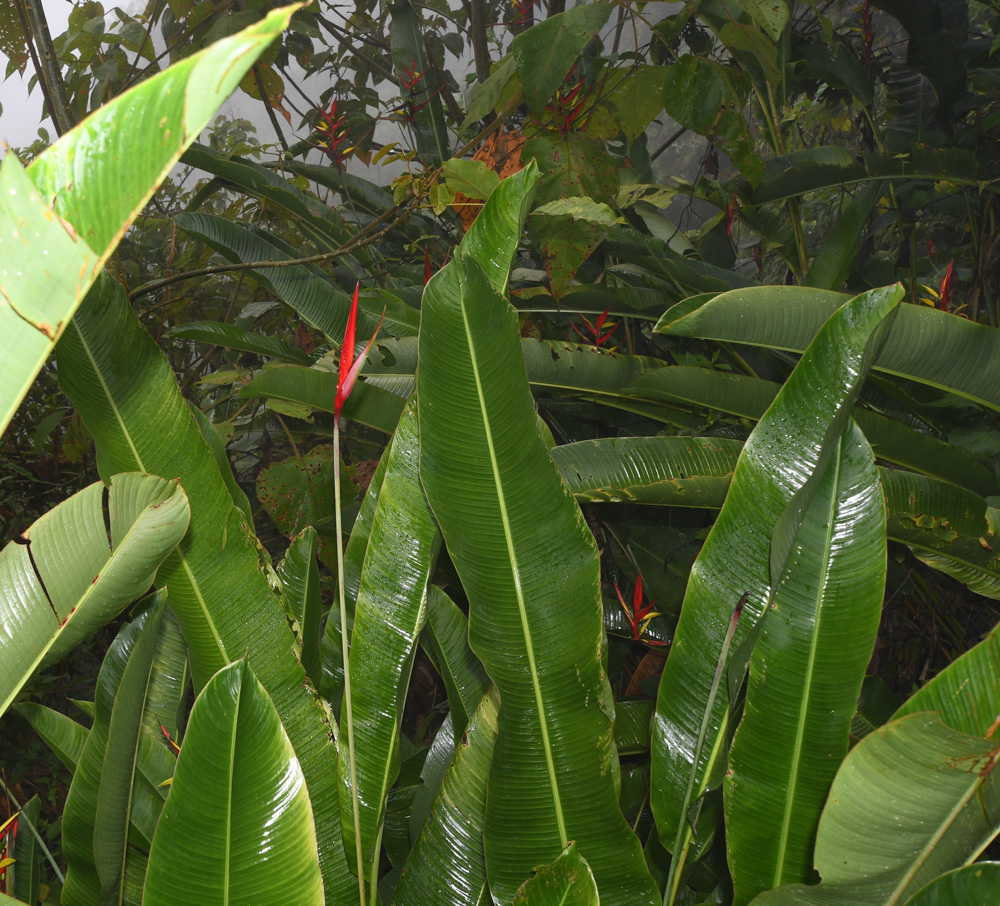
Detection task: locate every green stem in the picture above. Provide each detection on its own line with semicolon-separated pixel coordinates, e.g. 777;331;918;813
334;416;366;906
663;594;747;906
0;775;65;885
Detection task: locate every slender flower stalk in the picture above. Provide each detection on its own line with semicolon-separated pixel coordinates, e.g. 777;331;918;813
333;283;383;906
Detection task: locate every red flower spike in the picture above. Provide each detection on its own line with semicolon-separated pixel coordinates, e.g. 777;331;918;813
335;283;385;426
726;196;738;238
615;575;668;646
158;720;181;755
939;259;954;312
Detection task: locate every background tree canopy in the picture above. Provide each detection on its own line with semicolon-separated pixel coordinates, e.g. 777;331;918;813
1;1;999;904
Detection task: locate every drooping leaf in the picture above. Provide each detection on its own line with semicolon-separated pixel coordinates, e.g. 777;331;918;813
654;287;1000;411
0;473;189;719
142;659;324;906
904;863;1000;905
277;527;322;688
0;6;295;437
418;251;658;905
650;286;902;853
165;321;313;364
56;273;354;902
14;704;89;773
805;181;886;291
726;422;887;904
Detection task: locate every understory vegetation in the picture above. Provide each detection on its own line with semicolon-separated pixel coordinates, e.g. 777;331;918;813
1;0;1000;904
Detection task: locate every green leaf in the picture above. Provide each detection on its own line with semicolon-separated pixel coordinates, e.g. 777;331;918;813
14;704;89;772
533;197;620;226
56;273;354;902
904;863;1000;905
751;714;1000;905
187;402;254;527
606;65;670;140
389;0;450;165
551;436;742;506
142;660;324;906
735;0;789;40
524;132;619;296
893;621;1000;739
512;842;599;905
662;55;763;185
165;321;312;364
422;586;491;744
0;473;189;719
277;527;322;688
654;287;1000;411
442;158;500;200
61;600;173;905
629;366;997;496
94;592;167;906
174;212;413;338
462;164;542;296
418;251;658;905
650;286;902;854
726;422;887;904
340;400;442;876
241;365;406;435
743;146;979;205
806;181;887;291
0;6;293;438
10;795;40;905
511;4;613;118
463;54;520;128
393;690;498;906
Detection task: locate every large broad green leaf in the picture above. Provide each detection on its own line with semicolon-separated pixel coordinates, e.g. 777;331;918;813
511;4;613;118
418;251;658;906
389;0;450;165
0;473;189;718
630;366;996;495
740;146;980;205
551;436;742;506
392;690;498;906
654;287;1000;411
0;6;295;437
512;842;599;905
904;863;1000;905
56;273;353;903
750;714;1000;905
339;400;442;880
142;659;324;906
93;591;167;906
726;422;887;905
650;286;902;853
61;598;172;906
893;624;1000;738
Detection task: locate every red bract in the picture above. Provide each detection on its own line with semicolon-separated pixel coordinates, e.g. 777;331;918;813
939;259;954;312
335;283;385;426
574;308;617;348
726;196;738;238
615;575;668;646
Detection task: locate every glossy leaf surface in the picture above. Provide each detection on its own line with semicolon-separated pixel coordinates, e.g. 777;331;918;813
340;400;441;875
418;251;657;905
0;6;293;436
143;659;324;906
904;863;1000;905
511;842;599;906
654;287;1000;410
651;286;902;846
0;473;189;718
726;422;887;904
56;273;352;902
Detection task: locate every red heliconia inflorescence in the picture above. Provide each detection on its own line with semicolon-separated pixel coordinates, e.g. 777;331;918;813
335;283;385;427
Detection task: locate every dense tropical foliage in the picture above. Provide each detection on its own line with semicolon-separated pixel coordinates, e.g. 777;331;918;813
1;0;999;904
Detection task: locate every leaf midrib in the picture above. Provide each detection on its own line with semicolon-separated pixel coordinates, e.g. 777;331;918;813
458;283;568;847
